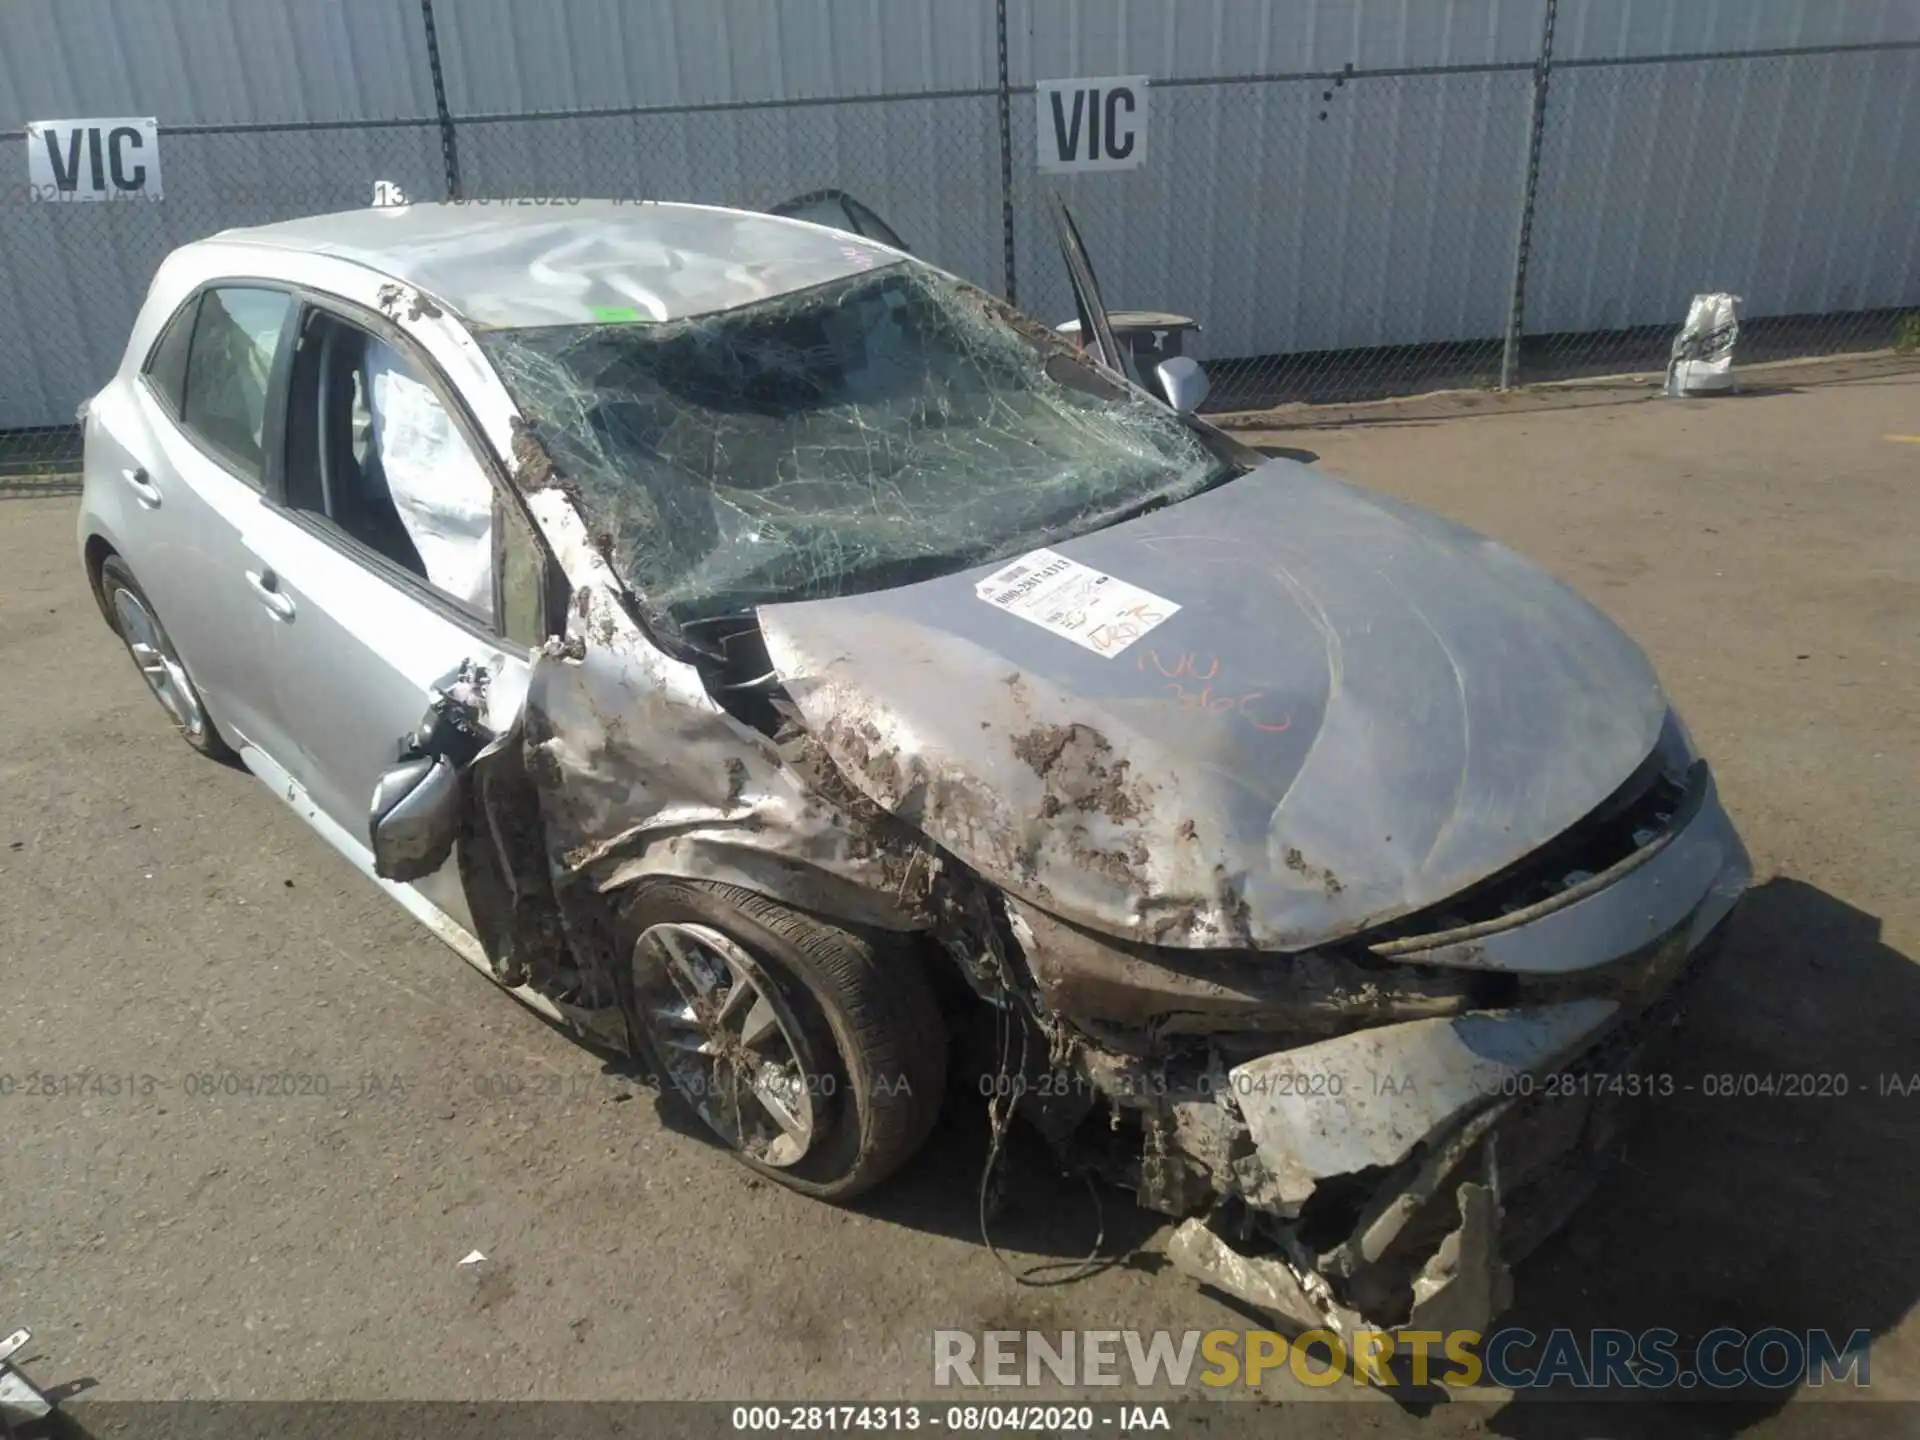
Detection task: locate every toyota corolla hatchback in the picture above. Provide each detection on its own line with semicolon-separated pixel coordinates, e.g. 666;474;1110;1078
78;199;1750;1337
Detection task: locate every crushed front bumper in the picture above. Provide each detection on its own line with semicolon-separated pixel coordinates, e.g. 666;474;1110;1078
1067;764;1754;1337
1164;967;1713;1337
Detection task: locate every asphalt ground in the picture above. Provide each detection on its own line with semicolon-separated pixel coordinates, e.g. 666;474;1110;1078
1;370;1915;1436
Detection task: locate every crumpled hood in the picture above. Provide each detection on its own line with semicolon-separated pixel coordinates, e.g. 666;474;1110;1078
758;458;1668;951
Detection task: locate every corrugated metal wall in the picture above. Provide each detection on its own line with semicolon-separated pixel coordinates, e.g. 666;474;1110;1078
0;0;436;123
3;0;1918;433
432;0;1000;108
0;0;445;429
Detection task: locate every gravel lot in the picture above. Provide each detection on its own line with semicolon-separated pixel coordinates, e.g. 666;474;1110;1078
2;369;1915;1435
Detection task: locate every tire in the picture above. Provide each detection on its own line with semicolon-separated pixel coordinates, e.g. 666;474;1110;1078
98;554;236;761
619;878;947;1201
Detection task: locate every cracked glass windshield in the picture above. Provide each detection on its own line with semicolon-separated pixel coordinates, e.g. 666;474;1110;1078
477;262;1235;630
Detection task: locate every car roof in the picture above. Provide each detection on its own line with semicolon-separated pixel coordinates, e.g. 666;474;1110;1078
203;200;897;329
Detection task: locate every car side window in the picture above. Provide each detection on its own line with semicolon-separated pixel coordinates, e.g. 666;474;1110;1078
282;306;499;618
142;297;198;416
495;496;550;648
177;287;291;487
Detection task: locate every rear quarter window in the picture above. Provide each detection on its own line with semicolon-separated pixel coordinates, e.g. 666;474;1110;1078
142;296;198;417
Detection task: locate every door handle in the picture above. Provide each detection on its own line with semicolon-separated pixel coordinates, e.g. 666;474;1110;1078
122;466;162;509
245;568;297;621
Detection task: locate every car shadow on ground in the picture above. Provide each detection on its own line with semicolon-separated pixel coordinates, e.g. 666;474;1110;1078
835;876;1920;1426
1250;443;1320;465
1480;876;1920;1435
627;875;1917;1424
855;1082;1165;1272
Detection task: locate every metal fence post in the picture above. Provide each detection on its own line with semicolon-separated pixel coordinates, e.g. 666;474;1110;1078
420;0;463;200
994;0;1019;305
1500;0;1557;389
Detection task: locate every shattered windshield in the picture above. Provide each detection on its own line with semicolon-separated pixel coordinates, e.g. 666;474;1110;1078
477;263;1234;629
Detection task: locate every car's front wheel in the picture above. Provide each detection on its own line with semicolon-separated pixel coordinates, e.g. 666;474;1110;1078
98;554;235;761
620;879;947;1201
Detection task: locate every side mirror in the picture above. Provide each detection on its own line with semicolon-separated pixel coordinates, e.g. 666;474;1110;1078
369;755;461;881
1155;356;1211;414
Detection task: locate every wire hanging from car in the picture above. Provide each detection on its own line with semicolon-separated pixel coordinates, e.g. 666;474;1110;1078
975;988;1111;1288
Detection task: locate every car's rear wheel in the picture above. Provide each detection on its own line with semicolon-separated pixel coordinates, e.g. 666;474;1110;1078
620;879;946;1201
98;555;235;761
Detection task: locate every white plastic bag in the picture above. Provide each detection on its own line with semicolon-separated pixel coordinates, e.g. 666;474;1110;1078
1666;293;1741;396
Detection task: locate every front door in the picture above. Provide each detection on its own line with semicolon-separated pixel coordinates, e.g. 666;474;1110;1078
244;298;549;932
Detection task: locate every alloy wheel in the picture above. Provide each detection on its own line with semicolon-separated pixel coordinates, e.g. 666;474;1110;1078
632;922;826;1168
110;585;207;740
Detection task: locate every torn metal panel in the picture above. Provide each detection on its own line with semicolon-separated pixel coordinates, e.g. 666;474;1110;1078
1166;1111;1516;1341
520;578;939;954
1166;1220;1331;1335
1228;1001;1617;1203
758;458;1671;954
1407;1179;1513;1334
508;437;954;978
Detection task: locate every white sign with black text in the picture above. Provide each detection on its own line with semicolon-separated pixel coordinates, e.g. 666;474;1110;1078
25;117;162;201
1036;76;1148;174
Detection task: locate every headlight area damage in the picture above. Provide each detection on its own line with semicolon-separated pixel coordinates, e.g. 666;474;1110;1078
949;741;1751;1340
428;423;1751;1341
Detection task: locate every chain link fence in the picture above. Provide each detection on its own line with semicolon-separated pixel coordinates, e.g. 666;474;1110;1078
455;92;1009;289
1521;45;1920;382
1011;68;1538;408
3;6;1918;478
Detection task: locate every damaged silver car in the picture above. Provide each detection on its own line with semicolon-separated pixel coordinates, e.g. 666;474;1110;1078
78;198;1750;1339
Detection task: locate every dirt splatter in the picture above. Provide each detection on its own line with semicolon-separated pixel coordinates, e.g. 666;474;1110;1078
1176;819;1198;842
1010;722;1150;825
510;416;561;492
723;758;749;809
1284;846;1345;896
1011;722;1085;776
1213;865;1255;945
1068;827;1150;891
825;716;906;809
375;281;444;323
779;733;937;912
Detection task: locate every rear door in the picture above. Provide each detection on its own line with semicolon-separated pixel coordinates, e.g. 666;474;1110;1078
242;296;557;930
90;284;298;749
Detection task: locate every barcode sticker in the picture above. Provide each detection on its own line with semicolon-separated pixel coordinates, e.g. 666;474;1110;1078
975;548;1179;657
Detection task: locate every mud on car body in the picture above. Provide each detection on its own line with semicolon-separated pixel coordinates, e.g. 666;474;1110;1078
79;198;1751;1338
